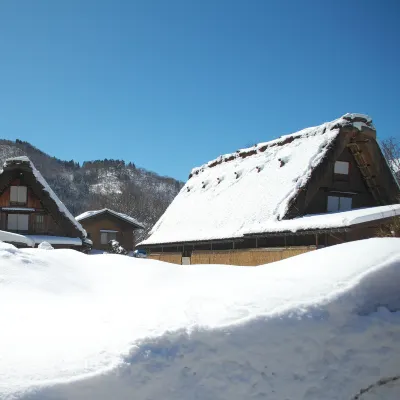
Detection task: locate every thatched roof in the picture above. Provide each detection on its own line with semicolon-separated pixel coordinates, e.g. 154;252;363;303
140;114;383;246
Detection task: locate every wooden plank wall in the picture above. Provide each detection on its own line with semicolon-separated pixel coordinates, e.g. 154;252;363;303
149;247;316;266
191;247;315;266
148;252;183;264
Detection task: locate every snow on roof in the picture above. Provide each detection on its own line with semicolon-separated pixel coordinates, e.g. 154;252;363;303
26;235;82;246
1;238;400;399
244;204;400;235
75;208;145;228
141;114;374;246
1;207;36;212
390;158;400;173
2;157;87;237
0;230;34;247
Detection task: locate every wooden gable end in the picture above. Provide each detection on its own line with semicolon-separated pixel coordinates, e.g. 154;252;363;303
0;178;42;208
0;164;82;238
285;125;399;219
79;212;136;251
302;146;377;215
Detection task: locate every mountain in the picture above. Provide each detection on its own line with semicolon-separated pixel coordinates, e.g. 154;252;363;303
0;139;183;241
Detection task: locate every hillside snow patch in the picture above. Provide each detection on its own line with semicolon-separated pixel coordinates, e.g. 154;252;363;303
0;239;399;399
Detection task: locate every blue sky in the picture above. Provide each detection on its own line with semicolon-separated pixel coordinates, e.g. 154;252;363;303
0;0;399;181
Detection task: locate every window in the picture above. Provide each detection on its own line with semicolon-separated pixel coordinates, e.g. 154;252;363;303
7;214;29;231
327;196;352;212
10;186;27;205
334;161;349;175
100;230;117;244
35;215;44;231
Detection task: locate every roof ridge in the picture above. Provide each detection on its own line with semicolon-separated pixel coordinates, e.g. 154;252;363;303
189;113;374;179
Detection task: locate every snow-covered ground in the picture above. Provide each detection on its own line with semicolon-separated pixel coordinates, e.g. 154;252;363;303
1;239;400;399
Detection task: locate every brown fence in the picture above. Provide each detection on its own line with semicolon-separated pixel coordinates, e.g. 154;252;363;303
147;252;182;264
191;247;315;266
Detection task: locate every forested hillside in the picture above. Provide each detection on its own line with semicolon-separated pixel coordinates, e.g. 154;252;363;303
0;139;183;240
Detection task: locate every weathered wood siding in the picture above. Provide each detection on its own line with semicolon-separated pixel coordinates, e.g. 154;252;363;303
148;247;315;266
79;214;135;251
147;252;183;264
302;146;377;216
191;247;315;266
0;178;65;235
0;179;42;208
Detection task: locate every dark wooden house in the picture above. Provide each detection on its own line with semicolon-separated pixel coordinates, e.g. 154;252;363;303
75;208;144;252
0;156;90;249
138;113;399;265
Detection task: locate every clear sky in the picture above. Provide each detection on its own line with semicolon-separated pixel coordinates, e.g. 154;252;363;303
0;0;399;181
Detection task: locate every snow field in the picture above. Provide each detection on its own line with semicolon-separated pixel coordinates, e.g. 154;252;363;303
0;238;399;399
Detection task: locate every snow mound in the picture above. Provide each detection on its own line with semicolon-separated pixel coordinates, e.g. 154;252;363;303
37;241;54;250
1;238;400;399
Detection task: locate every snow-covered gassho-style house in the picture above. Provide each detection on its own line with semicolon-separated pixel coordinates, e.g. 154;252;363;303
139;114;400;265
0;156;91;250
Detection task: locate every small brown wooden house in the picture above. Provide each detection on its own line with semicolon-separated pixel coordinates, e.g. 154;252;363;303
0;156;89;249
75;208;144;252
139;113;399;265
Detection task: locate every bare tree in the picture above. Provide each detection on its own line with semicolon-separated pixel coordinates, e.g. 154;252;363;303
381;137;400;184
376;137;400;237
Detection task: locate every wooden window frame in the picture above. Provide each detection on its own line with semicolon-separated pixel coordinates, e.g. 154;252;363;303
100;231;118;245
327;195;352;212
7;213;29;232
10;186;28;206
34;214;45;232
333;161;350;182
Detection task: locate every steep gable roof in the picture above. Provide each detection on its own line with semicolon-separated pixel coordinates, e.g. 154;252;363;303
0;156;86;238
140;114;376;246
76;208;144;229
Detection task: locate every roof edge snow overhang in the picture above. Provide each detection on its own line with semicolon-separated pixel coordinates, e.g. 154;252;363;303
137;228;349;248
138;212;399;248
137;225;353;249
25;235;83;246
137;237;245;249
77;208;145;229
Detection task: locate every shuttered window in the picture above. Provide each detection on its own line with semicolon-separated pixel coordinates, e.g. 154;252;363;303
35;215;45;231
10;186;27;204
7;214;29;231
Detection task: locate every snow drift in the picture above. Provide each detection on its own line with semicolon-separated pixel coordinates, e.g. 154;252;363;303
1;239;400;399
